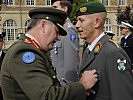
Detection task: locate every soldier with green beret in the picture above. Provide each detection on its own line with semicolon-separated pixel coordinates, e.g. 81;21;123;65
1;7;98;100
76;2;133;100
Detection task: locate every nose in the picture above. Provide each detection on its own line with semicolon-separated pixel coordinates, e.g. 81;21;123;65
75;21;79;29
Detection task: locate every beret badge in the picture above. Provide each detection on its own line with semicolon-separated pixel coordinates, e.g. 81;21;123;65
46;16;49;19
80;7;87;12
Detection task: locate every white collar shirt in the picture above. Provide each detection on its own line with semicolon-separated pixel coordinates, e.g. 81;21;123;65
87;32;105;51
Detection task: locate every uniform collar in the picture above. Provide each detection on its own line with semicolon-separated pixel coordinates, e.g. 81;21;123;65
125;33;130;39
25;34;41;46
87;32;105;51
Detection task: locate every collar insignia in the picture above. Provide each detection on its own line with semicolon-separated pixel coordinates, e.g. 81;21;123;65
94;42;102;54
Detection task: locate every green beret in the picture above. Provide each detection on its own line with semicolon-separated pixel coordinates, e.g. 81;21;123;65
29;7;67;36
76;2;106;17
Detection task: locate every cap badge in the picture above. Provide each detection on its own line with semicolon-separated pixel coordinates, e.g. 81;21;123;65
46;16;49;19
117;59;126;71
80;7;87;12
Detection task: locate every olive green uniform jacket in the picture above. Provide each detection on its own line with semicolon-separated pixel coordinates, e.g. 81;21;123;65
80;35;133;100
1;35;86;100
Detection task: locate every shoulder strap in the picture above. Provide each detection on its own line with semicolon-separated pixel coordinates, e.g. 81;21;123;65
108;39;119;48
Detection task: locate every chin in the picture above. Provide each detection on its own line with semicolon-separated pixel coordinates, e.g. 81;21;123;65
80;36;85;39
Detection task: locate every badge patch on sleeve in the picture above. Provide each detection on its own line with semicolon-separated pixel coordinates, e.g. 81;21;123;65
117;59;126;71
70;34;76;41
22;51;36;64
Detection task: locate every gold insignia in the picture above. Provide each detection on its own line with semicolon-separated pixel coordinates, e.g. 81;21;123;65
94;42;102;54
80;7;87;12
46;16;49;19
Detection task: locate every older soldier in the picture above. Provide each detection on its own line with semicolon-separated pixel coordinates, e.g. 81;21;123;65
1;7;98;100
51;0;80;85
76;2;133;100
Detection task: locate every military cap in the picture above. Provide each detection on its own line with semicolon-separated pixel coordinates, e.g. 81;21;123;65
120;21;133;29
29;7;67;36
106;31;115;36
0;29;6;38
76;2;106;17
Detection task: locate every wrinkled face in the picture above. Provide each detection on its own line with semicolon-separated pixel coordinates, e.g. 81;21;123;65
75;15;95;40
120;27;129;36
39;21;60;52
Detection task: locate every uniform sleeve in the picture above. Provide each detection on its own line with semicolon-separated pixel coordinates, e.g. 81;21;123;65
105;48;133;100
63;25;80;82
10;49;86;100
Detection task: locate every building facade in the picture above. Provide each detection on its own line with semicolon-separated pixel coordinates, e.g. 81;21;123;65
0;0;133;49
0;0;52;49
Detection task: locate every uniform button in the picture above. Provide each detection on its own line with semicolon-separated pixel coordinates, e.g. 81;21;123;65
50;55;52;59
53;67;56;71
53;76;56;79
61;77;64;80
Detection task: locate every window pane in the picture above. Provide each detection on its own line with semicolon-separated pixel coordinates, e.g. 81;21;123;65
119;0;125;5
47;0;51;5
104;18;112;32
102;0;108;5
5;0;13;5
27;0;34;5
3;19;17;41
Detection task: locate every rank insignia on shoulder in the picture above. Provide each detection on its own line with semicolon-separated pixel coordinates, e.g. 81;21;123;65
70;33;76;41
22;51;36;64
117;59;126;71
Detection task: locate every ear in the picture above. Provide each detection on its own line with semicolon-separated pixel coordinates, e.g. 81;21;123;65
40;20;46;33
95;18;101;28
64;6;68;13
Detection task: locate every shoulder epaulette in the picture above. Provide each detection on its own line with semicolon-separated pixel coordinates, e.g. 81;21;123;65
108;39;119;48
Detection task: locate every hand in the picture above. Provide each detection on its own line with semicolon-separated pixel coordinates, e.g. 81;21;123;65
86;89;96;96
79;69;98;90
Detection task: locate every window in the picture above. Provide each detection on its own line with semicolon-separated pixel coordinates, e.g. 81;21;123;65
46;0;51;5
104;18;112;32
26;0;35;5
102;0;108;5
117;25;121;36
3;19;17;41
5;0;13;5
119;0;125;5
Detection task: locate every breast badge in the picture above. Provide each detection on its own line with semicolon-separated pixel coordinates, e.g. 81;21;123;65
117;59;126;71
